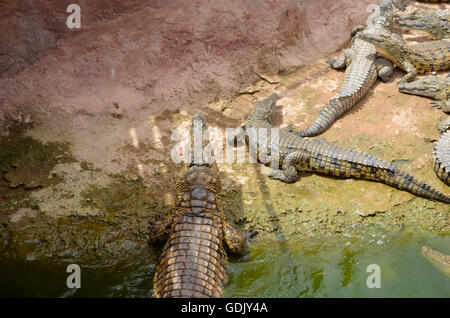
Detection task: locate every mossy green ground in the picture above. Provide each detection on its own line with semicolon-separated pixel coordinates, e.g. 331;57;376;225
0;135;73;219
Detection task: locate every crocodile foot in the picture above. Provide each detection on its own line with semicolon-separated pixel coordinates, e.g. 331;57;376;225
432;101;450;113
329;57;347;70
268;169;296;183
245;229;259;242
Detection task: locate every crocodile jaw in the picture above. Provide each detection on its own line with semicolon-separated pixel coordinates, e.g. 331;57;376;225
395;11;435;30
357;31;401;63
398;78;447;100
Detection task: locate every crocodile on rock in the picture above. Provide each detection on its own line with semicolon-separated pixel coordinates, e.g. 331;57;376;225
243;94;450;203
357;28;450;83
433;116;450;185
295;0;400;137
150;113;257;298
397;75;449;112
396;9;450;40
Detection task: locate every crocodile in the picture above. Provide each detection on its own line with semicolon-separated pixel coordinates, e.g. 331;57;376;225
243;94;450;203
357;28;450;83
150;113;257;298
397;75;449;112
395;9;450;40
421;246;450;278
433;116;450;185
295;0;399;137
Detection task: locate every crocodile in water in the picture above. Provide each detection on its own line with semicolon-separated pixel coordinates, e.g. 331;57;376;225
357;28;450;83
421;245;450;278
243;94;450;203
150;113;257;298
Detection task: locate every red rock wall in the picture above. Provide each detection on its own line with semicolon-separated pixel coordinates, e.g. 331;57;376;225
0;0;377;128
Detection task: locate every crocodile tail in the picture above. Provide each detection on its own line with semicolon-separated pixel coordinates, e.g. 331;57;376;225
386;169;450;204
297;98;347;137
296;99;343;137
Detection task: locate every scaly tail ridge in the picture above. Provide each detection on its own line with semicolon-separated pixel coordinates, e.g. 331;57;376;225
386;169;450;204
297;99;344;137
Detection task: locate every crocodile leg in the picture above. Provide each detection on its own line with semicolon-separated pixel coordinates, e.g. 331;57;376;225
330;48;354;70
399;60;418;83
432;100;450;113
376;56;395;82
149;213;174;243
222;221;258;254
268;150;310;183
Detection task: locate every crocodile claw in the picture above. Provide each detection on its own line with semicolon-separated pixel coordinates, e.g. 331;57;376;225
269;169;295;183
246;229;259;242
431;101;450;113
268;169;285;180
247;228;258;238
431;101;440;108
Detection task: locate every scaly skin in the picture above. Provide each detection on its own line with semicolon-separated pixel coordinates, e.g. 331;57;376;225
397;75;449;112
398;77;449;186
433;116;450;185
358;28;450;83
421;246;450;278
396;9;450;40
244;94;450;203
393;0;407;10
296;0;397;137
150;114;257;298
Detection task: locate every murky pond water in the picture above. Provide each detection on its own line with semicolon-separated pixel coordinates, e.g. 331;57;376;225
1;228;448;298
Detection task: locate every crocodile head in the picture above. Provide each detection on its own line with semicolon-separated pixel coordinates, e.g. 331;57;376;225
396;10;438;29
247;93;279;123
395;10;449;40
358;29;405;62
188;113;212;167
180;113;221;190
397;76;448;100
421;246;450;277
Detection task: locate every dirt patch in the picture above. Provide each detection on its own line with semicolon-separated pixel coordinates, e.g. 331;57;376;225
0;0;378;128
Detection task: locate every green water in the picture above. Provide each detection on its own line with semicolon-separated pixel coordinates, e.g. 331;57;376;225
0;229;449;298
